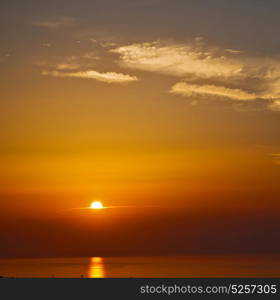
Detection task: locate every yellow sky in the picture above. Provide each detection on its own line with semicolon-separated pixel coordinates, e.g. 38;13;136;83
1;0;280;257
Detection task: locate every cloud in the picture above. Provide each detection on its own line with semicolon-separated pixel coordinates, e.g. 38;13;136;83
55;63;81;70
170;82;257;101
268;100;280;111
111;41;280;110
36;39;280;110
34;16;76;29
111;41;243;79
38;52;138;84
225;49;242;54
42;43;52;48
83;52;100;60
42;70;138;84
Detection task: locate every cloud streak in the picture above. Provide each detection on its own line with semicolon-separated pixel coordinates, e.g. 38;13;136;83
34;16;76;29
170;82;257;101
42;70;138;84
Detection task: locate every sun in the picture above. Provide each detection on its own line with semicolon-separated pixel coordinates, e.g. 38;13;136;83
90;201;104;210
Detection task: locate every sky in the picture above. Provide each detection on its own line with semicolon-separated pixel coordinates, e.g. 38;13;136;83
0;0;280;257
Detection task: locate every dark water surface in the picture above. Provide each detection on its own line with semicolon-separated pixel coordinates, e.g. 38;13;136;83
1;255;280;278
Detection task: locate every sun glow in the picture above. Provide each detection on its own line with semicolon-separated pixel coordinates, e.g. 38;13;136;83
88;257;105;278
90;201;104;209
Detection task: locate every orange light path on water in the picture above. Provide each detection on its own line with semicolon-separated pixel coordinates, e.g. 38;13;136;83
88;257;106;278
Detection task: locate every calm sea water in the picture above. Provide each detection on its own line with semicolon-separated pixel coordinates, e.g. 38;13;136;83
1;255;280;278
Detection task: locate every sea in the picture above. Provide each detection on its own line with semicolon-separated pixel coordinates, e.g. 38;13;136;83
1;255;280;278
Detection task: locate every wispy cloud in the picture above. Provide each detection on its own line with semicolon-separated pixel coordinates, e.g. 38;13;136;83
42;70;138;84
111;41;243;79
111;41;280;110
268;100;280;111
38;51;137;84
42;43;52;48
34;16;76;29
55;63;81;70
170;82;257;101
225;49;242;55
36;38;280;109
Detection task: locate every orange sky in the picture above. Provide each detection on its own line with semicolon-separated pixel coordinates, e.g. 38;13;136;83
0;0;280;257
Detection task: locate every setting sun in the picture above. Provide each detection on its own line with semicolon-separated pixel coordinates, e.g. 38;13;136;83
90;201;104;210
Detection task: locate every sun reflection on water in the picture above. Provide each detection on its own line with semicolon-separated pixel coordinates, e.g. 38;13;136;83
88;257;106;278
